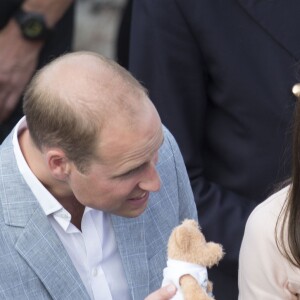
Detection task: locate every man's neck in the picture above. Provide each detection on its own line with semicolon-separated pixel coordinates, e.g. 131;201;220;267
18;128;85;230
57;194;85;230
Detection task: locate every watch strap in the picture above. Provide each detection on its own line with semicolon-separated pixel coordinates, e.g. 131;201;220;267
13;7;50;40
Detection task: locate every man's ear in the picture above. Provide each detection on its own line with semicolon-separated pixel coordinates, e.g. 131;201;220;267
45;149;71;180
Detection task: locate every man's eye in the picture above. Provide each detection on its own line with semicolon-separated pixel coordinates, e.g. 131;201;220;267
122;164;146;177
123;169;137;177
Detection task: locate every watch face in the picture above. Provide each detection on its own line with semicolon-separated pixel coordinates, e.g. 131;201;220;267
23;18;45;39
14;9;48;40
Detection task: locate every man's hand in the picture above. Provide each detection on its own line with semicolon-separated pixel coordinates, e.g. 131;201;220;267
0;19;42;123
145;284;177;300
0;0;74;123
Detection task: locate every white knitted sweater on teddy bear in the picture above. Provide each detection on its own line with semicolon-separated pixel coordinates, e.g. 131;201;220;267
161;258;211;300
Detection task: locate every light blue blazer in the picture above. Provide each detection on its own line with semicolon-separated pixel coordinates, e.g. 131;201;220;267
0;126;197;300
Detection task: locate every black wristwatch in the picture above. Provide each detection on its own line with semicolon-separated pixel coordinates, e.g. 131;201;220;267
13;8;50;41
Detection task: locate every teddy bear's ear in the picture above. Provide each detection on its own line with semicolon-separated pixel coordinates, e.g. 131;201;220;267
173;225;192;251
172;219;200;251
182;219;199;230
168;219;202;256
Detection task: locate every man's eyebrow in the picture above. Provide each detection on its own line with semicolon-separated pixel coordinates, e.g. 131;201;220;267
113;135;164;179
113;162;147;178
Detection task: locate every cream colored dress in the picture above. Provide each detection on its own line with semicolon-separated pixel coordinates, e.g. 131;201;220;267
239;185;300;299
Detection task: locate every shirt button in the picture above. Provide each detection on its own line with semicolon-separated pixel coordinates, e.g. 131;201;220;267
92;268;98;277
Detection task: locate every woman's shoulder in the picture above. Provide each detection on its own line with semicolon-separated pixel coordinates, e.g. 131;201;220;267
247;185;290;228
242;185;290;249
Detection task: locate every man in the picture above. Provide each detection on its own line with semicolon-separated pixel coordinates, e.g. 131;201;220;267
0;51;197;299
0;0;74;142
129;0;299;299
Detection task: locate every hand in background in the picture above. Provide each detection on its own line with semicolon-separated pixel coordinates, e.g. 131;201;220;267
0;0;74;123
0;19;42;123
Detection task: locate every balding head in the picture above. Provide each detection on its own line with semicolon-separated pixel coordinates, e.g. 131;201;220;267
23;51;152;172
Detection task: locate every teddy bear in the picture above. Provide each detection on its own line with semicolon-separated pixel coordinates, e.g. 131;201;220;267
161;219;224;300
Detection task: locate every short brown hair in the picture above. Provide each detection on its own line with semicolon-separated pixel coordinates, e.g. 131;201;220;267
23;52;147;173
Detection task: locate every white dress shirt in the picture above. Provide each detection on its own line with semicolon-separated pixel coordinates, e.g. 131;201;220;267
13;117;131;300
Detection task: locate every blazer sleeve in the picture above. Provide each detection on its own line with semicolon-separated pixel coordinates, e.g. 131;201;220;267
129;0;258;273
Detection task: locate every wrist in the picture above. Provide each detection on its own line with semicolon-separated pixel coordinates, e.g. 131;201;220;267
13;7;51;41
4;18;44;49
22;0;73;28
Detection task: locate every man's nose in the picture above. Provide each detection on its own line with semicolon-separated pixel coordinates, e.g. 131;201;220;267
138;163;161;192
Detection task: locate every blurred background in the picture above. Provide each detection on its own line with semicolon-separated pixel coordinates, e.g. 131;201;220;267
74;0;127;59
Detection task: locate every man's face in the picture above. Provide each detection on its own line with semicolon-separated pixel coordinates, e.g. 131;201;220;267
67;106;164;218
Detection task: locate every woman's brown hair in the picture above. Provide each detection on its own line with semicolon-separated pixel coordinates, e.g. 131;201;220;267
276;86;300;267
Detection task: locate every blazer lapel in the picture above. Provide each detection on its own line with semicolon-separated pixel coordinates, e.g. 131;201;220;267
15;207;90;300
0;134;90;300
111;214;149;300
238;0;300;60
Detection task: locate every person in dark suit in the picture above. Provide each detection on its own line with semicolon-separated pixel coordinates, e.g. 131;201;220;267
116;0;132;69
0;0;74;143
129;1;300;299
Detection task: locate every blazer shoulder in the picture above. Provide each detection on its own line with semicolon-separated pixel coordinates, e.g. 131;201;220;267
160;126;181;158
